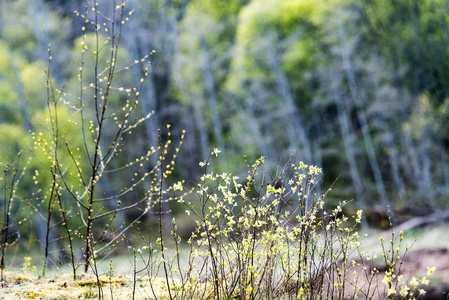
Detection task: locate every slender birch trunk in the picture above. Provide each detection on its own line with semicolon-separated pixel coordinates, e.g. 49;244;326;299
265;33;313;164
338;25;393;215
335;95;366;209
199;39;226;160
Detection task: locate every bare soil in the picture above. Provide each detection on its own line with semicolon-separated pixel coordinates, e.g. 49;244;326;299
401;248;449;299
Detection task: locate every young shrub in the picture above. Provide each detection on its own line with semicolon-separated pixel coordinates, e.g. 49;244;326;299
30;1;182;287
0;152;30;286
161;152;435;299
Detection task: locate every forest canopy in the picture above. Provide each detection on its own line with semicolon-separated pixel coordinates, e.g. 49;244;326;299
1;0;449;221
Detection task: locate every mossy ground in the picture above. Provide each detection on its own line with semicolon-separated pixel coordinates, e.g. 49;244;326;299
0;272;183;300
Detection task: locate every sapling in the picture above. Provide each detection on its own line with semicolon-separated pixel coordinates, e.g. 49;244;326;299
141;152;435;299
31;1;181;284
0;152;29;286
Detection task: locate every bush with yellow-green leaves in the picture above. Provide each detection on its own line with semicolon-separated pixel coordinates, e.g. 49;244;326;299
133;153;435;299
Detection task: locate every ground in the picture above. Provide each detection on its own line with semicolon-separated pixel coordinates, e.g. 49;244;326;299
1;224;449;299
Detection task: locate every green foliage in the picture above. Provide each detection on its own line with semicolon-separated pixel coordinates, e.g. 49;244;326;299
0;41;49;128
68;33;134;111
223;0;330;165
191;0;244;22
19;60;48;112
0;0;38;56
0;46;21;124
353;0;449;101
236;0;326;41
0;0;448;217
29;105;92;195
231;0;327;91
0;124;28;163
0;43;14;75
0;0;71;61
22;256;37;274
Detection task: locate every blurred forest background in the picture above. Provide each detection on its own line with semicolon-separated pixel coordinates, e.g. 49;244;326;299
1;0;449;251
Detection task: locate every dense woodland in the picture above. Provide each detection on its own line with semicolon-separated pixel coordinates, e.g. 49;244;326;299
1;0;449;251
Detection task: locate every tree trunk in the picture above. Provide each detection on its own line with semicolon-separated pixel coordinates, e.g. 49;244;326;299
338;25;393;216
419;139;434;206
123;6;174;232
372;119;407;201
335;95;366;209
199;39;226;160
265;33;312;164
172;50;210;161
401;129;433;205
243;94;275;164
171;29;211;161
